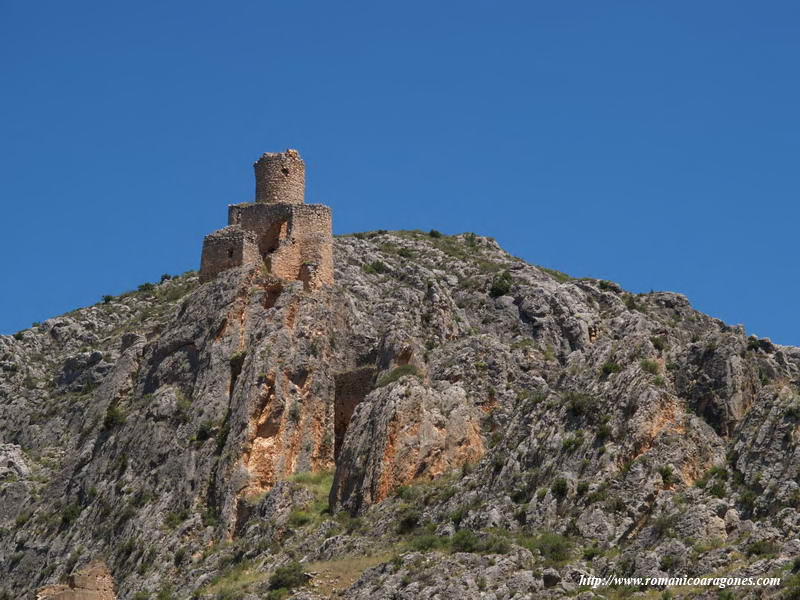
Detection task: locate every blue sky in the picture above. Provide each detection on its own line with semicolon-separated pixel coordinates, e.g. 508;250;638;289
1;2;799;343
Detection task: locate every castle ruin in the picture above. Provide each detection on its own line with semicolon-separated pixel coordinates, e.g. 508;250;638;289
199;149;333;290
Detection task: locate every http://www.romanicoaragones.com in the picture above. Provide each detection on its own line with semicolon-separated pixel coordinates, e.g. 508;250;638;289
578;574;782;590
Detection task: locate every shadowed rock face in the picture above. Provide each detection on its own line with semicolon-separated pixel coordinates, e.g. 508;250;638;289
3;230;800;599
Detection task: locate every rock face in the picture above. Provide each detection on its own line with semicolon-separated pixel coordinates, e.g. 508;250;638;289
331;379;485;513
37;561;115;600
1;230;800;599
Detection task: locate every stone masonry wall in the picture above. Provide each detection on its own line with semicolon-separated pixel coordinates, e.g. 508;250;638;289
254;149;305;205
199;226;260;283
229;203;333;290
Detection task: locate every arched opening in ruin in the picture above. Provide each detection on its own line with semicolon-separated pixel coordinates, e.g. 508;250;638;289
333;367;376;461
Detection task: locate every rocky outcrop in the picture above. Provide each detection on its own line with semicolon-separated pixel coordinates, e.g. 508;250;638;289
37;561;115;600
2;230;800;599
331;378;485;513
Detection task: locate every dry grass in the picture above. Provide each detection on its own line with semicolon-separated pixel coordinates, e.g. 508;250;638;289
200;560;268;597
305;553;393;596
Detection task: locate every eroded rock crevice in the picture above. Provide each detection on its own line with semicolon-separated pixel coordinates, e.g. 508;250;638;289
333;367;376;460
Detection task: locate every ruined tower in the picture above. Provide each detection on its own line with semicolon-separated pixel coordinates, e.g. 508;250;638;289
199;149;333;290
254;149;305;204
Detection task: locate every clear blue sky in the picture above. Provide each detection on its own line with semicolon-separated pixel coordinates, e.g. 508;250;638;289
1;2;798;344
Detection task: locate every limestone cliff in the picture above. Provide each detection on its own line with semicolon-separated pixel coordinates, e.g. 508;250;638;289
1;230;799;599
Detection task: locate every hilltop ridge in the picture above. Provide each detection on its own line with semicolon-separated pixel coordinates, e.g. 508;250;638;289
1;229;799;599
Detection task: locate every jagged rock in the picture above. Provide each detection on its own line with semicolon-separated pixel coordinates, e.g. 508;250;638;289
330;380;484;514
542;567;561;587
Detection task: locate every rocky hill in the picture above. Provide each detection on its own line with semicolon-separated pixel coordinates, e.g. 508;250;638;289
2;230;800;600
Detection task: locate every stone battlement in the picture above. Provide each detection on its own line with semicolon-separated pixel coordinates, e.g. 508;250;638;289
199;150;333;291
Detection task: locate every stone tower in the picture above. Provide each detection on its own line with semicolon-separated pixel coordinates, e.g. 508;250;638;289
254;149;305;205
199;149;333;290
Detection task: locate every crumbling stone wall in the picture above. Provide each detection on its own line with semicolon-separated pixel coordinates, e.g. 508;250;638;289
199;149;333;290
254;149;305;205
199;225;260;283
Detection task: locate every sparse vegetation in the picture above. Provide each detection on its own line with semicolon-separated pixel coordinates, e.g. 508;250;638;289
268;561;307;594
363;260;388;275
564;391;595;416
376;364;421;388
551;478;569;499
103;404;126;429
520;532;572;563
640;359;659;375
489;270;513;298
600;361;622;378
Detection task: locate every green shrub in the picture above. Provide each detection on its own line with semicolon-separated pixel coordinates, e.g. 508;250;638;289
376;365;421;388
201;507;219;527
640;359;659;375
600;362;622;378
551;478;569;499
173;548;187;565
229;350;247;371
288;509;313;528
659;554;679;572
195;421;215;442
740;489;757;514
583;544;602;560
61;503;82;527
782;575;800;600
652;512;678;538
524;532;572;562
482;534;511;554
489;270;513;298
539;266;572;283
216;422;230;454
658;465;673;485
746;540;779;556
164;509;189;529
363;260;388;275
155;586;174;600
102;295;113;304
428;229;443;238
103;404;126;429
596;422;612;442
651;336;667;351
410;534;443;551
396;506;421;534
268;561;307;591
708;481;726;498
138;282;155;292
562;433;584;452
451;529;480;552
565;392;594;416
